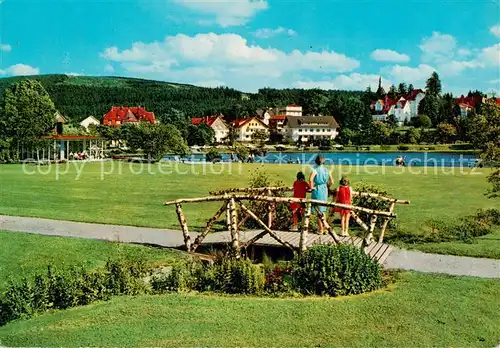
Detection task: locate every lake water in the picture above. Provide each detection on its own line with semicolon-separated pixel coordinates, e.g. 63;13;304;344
164;152;478;167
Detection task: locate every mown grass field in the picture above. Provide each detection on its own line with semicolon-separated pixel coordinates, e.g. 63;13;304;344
0;162;498;258
0;231;499;347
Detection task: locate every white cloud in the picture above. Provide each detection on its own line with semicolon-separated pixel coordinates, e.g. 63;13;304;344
488;78;500;84
419;32;457;63
254;27;297;39
100;32;359;91
295;73;392;91
173;0;268;27
478;43;500;66
382;64;435;84
370;49;410;63
0;43;11;52
0;63;39;76
65;72;83;76
490;24;500;38
104;64;114;73
417;31;495;77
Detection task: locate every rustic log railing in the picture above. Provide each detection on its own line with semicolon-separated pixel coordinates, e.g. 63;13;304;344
163;189;406;256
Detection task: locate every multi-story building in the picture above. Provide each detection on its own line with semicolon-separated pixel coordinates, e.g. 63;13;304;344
283;115;339;142
232;117;269;142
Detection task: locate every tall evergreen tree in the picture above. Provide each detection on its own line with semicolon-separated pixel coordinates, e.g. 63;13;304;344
397;83;408;97
387;85;397;99
426;72;442;96
408;84;414;94
376;77;385;98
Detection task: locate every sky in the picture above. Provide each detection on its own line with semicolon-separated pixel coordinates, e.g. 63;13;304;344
0;0;499;95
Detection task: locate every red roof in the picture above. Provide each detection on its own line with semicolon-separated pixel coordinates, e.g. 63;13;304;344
270;115;287;121
103;106;156;126
232;118;253;128
405;89;425;101
287;104;300;107
454;96;482;109
191;115;223;126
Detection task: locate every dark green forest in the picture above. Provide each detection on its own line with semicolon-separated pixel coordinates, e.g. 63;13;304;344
0;74;366;127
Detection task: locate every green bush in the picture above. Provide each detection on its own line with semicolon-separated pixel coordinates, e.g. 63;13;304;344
0;259;151;327
292;244;382;296
397;145;410;151
212;258;265;294
152;258;265;295
352;183;395;229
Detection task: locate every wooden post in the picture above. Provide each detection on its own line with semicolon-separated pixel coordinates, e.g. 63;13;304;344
318;212;342;244
175;203;191;251
378;202;395;243
364;214;377;246
229;197;240;258
267;189;273;228
350;211;369;232
192;203;226;252
239;203;296;252
299;203;312;253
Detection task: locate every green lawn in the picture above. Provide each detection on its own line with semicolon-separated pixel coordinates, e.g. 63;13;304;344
0;272;498;347
0;230;499;346
0;230;183;292
0;162;498;258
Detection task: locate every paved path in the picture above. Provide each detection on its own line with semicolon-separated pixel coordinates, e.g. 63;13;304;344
1;215;499;279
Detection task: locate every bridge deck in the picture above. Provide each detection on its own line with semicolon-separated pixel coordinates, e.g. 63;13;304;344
201;230;393;264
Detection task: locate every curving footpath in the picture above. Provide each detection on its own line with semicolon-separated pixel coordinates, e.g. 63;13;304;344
1;214;499;279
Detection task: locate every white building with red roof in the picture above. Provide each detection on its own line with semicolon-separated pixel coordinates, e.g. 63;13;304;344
102;106;156;126
232;117;269;142
191;115;229;143
370;89;425;125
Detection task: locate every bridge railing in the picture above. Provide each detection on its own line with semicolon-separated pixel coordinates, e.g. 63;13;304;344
163;189;409;257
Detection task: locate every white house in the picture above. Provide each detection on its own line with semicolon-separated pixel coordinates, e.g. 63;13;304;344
232;117;269;142
191;115;229;143
370;89;425;125
283;116;339;142
79;116;100;130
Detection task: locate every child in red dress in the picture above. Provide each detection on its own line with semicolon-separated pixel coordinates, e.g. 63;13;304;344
334;176;352;236
290;172;310;231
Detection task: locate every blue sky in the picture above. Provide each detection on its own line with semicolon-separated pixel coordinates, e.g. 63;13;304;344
1;0;499;94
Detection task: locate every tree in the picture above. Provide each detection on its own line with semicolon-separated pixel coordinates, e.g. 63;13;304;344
408;84;414;94
466;100;500;197
397;83;408;97
342;97;372;132
375;77;385;98
412;114;432;128
426;71;442;96
1;79;56;141
337;128;356;145
405;127;422;144
435;123;457;143
251;129;268;146
186;123;215;146
386;114;399;128
418;95;440;126
387;85;397;99
125;123;188;160
368;121;392;145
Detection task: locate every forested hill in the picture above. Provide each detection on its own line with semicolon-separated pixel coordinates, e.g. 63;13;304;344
0;74;366;126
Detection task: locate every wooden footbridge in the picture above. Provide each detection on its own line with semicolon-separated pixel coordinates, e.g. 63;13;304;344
163;187;409;263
